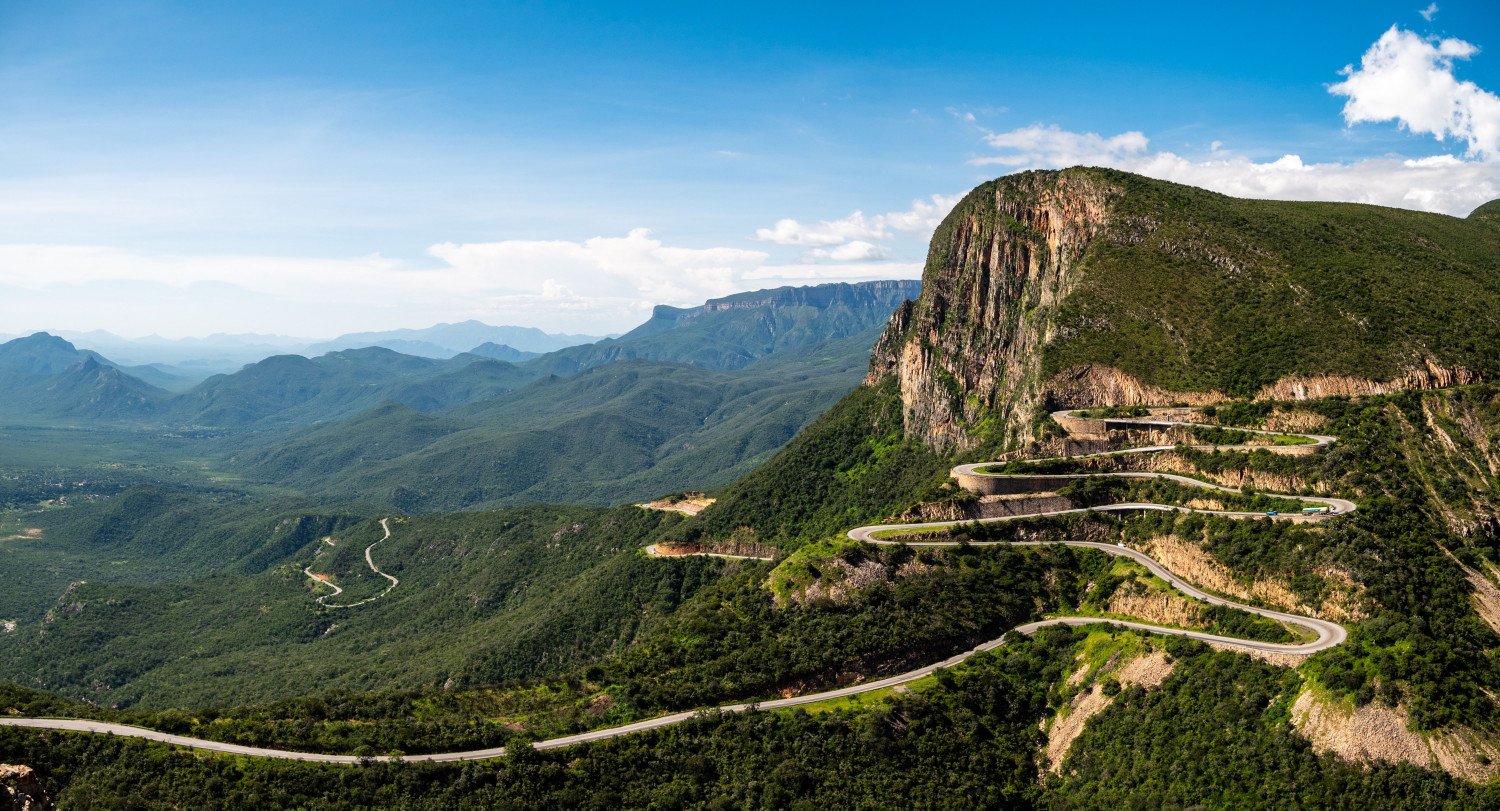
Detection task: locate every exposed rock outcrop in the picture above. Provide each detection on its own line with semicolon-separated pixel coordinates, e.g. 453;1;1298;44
0;765;52;811
1257;361;1478;401
1045;650;1174;773
1139;535;1363;622
867;168;1493;452
1104;585;1204;629
1043;365;1221;411
866;170;1123;452
1291;690;1500;782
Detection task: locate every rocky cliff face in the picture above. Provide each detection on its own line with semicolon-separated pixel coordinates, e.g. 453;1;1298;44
0;765;52;811
868;168;1497;453
866;170;1122;452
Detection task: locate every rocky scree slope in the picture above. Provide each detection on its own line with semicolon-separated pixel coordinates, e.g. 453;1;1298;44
868;167;1500;452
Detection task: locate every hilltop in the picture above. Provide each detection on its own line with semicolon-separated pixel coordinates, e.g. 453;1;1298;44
867;168;1500;451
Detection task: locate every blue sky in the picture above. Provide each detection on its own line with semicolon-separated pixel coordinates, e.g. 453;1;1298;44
2;1;1498;337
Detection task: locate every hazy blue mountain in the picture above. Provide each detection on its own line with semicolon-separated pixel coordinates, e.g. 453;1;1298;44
6;280;920;448
0;333;169;419
59;329;310;374
0;332;90;377
307;321;607;356
468;342;541;362
237;327;882;511
525;280;921;376
168;348;530;430
114;363;206;392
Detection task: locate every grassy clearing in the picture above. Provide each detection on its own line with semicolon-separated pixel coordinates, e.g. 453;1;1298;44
788;674;939;715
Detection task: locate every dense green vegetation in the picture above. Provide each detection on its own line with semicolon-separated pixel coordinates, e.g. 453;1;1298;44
8;225;1500;806
1112;390;1500;731
526;280;919;376
236;332;880;511
1054;475;1316;513
1034;168;1500;395
0;537;1106;749
678;378;950;548
0;505;724;708
1047;640;1492;809
5;630;1494;809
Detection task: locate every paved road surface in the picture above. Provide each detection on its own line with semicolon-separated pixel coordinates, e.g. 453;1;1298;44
0;410;1352;763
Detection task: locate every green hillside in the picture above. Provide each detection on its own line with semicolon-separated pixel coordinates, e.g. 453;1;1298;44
1037;168;1500;394
10;176;1500;807
0;504;719;708
0;334;169;420
871;168;1500;452
236;330;879;510
528;280;920;376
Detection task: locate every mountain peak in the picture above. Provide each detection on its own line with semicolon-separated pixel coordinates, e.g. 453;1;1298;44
1469;198;1500;227
870;168;1500;451
15;331;79;352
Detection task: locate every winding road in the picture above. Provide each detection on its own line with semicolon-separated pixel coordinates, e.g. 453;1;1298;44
0;409;1353;763
302;518;400;609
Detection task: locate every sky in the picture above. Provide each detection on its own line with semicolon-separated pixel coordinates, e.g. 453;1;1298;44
2;1;1499;339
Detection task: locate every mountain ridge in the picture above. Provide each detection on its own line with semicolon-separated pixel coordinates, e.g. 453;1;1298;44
867;167;1500;451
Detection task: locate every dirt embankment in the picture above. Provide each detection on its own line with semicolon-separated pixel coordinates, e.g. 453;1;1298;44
1105;584;1204;629
653;539;778;560
1291;689;1500;782
642;492;717;516
1140;535;1363;622
892;494;1075;523
1438;547;1500;636
1071;451;1319;495
0;764;52;810
1045;650;1175;773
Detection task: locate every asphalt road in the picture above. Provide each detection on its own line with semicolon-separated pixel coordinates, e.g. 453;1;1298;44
0;409;1353;763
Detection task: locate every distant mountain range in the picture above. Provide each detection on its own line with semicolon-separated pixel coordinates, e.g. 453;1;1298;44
526;280;921;376
303;321;609;358
0;280;921;507
25;322;611;382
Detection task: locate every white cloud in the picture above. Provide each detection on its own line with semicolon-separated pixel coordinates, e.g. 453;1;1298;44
804;240;891;261
0;230;922;337
1420;3;1439;22
753;194;962;258
974;124;1150;167
963;27;1500;217
877;195;964;234
1330;26;1500;158
971;126;1500;216
754;212;886;247
427;228;768;307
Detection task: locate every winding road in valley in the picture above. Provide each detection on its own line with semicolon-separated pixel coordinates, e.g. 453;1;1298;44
0;410;1353;763
302;518;400;609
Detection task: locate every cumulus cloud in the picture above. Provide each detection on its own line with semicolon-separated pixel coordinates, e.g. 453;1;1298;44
753;194;962;260
1330;26;1500;158
427;228;768;307
803;240;891;261
974;124;1150;167
1420;3;1439;22
971;125;1500;215
754;212;886;247
965;27;1500;217
0;230;921;337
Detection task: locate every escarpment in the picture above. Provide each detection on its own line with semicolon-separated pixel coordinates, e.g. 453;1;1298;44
866;170;1123;451
869;168;1500;452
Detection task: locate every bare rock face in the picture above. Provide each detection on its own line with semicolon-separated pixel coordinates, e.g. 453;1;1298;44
866;170;1122;452
868;168;1491;453
1256;359;1478;401
0;765;52;811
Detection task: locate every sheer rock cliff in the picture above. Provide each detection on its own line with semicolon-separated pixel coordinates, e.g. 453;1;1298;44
867;168;1497;453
